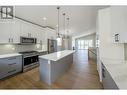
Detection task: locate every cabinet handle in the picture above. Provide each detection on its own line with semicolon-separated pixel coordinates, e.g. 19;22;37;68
30;33;31;37
28;33;29;37
8;63;16;66
11;38;13;43
8;69;16;73
7;57;16;60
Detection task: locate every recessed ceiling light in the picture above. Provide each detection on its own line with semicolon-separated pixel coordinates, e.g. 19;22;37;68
43;17;47;20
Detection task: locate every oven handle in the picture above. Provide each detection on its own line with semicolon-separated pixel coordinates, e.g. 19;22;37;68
23;55;39;58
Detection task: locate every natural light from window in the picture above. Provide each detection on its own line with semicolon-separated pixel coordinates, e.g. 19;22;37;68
77;40;93;49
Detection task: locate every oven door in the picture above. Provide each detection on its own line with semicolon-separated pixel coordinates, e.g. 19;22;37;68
24;55;39;67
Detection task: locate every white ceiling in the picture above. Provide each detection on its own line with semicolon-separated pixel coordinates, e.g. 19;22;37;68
15;6;108;36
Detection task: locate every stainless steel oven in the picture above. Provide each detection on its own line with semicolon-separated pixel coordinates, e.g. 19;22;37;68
19;51;39;72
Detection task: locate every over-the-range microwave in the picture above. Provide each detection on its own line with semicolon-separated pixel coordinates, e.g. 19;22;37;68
20;36;37;44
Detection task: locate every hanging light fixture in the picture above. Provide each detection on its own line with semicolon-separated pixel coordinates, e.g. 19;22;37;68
57;6;60;38
66;17;70;38
63;13;66;39
56;6;62;46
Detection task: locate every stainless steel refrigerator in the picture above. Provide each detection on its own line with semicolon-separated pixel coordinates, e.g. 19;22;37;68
47;39;57;53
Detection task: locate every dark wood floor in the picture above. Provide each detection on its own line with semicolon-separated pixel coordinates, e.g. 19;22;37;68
0;50;103;89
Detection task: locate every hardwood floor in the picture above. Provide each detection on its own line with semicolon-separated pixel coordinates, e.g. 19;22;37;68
0;50;103;89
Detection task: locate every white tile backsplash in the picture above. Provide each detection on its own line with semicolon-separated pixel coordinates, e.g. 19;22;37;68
0;44;47;54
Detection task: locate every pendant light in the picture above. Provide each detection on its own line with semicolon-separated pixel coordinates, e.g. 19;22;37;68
66;17;70;38
57;6;60;38
57;6;62;46
63;13;66;39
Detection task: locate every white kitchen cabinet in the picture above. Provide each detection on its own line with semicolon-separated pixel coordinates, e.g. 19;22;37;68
20;20;31;37
111;7;127;43
45;27;56;40
10;19;21;43
44;27;56;45
20;20;46;44
0;17;54;44
0;55;22;79
39;28;45;44
0;21;12;43
0;19;20;44
30;24;45;44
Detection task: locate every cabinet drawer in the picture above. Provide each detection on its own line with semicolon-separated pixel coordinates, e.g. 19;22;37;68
1;56;21;63
0;55;22;79
0;57;22;70
0;67;21;79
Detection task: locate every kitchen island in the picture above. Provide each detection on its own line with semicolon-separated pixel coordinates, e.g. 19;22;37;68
101;59;127;89
39;50;75;85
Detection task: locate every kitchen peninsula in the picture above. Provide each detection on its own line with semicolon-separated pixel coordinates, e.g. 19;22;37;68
39;50;75;85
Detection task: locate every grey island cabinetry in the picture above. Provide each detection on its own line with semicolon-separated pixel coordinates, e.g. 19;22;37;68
0;54;22;79
39;50;75;85
102;63;118;89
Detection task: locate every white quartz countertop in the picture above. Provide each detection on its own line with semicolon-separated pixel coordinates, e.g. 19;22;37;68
0;53;22;59
102;60;127;89
39;50;75;61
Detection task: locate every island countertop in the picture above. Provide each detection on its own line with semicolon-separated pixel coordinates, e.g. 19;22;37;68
39;50;75;61
102;58;127;89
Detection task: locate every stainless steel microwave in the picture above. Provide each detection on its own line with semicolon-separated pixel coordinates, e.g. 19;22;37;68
20;36;37;44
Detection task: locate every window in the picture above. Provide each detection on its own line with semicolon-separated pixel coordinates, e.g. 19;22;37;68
77;39;93;49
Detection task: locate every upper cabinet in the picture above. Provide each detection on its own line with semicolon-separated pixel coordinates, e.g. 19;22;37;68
11;19;21;43
0;18;55;44
45;27;56;40
0;21;12;43
111;7;127;43
0;19;20;43
20;20;33;37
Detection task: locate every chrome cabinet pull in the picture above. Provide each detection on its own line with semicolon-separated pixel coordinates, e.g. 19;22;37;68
11;38;13;43
8;63;16;66
8;69;16;73
8;57;16;60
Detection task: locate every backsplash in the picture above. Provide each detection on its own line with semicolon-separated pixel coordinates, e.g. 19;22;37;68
0;44;47;54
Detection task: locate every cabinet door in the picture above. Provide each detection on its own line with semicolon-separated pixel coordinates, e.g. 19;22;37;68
111;7;127;43
0;21;11;43
20;20;30;37
27;22;36;38
39;27;45;44
45;28;56;40
11;19;20;43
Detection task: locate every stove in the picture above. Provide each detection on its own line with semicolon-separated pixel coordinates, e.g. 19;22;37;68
19;51;39;72
19;51;39;58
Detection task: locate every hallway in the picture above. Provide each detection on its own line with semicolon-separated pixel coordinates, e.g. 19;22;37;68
0;50;103;89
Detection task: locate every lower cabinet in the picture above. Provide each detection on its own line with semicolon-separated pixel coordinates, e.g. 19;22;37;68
102;63;118;89
0;55;22;79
